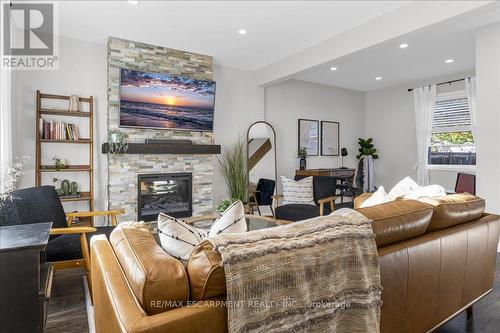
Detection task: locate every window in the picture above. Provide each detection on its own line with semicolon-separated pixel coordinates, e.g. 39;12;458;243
428;91;475;166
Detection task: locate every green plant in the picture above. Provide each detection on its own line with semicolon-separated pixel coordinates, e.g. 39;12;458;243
217;137;248;202
297;147;307;159
356;138;379;159
216;199;235;212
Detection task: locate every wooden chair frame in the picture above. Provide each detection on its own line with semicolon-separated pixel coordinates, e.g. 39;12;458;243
272;194;338;217
50;209;124;294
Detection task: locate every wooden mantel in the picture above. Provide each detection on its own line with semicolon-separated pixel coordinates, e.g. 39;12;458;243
101;143;221;155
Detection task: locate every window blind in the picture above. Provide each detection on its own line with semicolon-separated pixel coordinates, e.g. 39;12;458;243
432;97;471;131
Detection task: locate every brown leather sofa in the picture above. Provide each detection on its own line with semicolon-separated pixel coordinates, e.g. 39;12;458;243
90;193;500;333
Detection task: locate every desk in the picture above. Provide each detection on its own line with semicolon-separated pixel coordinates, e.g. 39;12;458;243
295;168;355;178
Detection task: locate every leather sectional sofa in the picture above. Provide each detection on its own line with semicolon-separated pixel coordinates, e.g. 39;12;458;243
90;193;500;332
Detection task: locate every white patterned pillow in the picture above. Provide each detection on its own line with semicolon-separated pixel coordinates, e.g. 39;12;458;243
157;213;208;260
281;176;315;205
208;200;247;237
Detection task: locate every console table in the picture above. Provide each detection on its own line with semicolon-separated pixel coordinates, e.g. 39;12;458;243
0;222;53;333
295;168;355;178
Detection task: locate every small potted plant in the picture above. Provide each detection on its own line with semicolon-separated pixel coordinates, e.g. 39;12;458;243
297;147;307;170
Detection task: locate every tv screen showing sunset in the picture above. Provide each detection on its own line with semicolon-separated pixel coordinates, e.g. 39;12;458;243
119;69;216;131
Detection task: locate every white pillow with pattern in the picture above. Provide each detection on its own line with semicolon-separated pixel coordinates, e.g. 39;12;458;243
281;176;315;205
158;213;208;260
208;200;247;237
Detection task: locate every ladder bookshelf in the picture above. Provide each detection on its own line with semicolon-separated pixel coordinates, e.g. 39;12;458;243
35;90;94;225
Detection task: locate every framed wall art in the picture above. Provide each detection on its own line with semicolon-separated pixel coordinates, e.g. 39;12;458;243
320;121;340;156
298;119;319;156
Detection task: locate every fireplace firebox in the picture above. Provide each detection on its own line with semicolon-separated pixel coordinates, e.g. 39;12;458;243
137;173;192;221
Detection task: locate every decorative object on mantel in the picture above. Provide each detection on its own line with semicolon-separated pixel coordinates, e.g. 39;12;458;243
356;138;379;192
297;147;307;170
68;94;80;111
36;90;94;225
106;129;129;155
298;119;319;156
218;137;248;203
320;120;340;156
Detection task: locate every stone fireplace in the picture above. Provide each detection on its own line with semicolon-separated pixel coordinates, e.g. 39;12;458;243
137;173;192;221
106;37;215;223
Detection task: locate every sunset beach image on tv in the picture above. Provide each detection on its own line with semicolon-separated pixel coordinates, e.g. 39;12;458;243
119;69;216;131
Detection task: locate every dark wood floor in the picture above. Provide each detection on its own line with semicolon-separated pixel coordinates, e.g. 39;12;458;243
47;268;89;333
47;256;500;333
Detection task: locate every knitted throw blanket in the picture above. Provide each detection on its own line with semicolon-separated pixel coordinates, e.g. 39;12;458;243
208;209;381;333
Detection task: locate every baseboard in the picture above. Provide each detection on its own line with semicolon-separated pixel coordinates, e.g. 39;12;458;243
82;276;96;333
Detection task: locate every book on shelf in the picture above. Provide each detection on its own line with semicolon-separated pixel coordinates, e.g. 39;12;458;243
39;119;79;140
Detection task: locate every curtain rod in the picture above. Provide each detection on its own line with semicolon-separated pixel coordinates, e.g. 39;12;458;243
407;78;468;92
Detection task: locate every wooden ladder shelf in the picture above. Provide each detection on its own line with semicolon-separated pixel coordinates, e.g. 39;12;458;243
35;90;94;225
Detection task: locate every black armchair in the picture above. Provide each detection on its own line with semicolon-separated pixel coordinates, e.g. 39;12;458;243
273;176;338;222
248;178;276;215
0;186;123;294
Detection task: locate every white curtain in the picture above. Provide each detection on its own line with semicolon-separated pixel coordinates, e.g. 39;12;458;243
0;65;12;188
465;77;477;138
413;85;437;186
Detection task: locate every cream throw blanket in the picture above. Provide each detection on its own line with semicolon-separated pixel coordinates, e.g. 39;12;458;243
208;209;381;333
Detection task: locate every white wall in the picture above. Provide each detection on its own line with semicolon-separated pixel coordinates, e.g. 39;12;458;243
212;65;265;204
265;79;365;188
475;22;500;214
364;72;475;191
11;37;108;217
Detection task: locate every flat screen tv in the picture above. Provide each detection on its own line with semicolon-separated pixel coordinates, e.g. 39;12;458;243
119;68;216;131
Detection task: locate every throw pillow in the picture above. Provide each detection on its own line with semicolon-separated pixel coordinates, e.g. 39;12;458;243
359;186;391;208
281;176;315;205
158;213;208;260
404;184;446;199
388;177;419;200
208;200;247;237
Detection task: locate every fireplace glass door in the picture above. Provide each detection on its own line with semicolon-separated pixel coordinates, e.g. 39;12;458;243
138;173;192;221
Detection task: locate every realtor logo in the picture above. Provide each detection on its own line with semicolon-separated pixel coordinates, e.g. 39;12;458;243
1;1;59;69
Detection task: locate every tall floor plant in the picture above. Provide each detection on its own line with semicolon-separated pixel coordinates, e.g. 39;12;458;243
217;137;248;203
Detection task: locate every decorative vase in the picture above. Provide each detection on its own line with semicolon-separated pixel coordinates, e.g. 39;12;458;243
69;95;79;111
61;179;70;195
299;158;307;170
70;181;78;195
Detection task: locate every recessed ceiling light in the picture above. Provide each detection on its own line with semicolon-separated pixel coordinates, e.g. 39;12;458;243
128;0;139;4
330;66;337;71
445;58;454;63
399;43;409;48
375;76;382;81
238;29;247;35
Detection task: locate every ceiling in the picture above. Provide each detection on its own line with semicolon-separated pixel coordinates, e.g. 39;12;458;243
58;1;408;70
295;2;500;91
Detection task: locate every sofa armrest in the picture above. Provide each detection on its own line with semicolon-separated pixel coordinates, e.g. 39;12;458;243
317;196;338;216
66;209;125;226
132;299;227;333
91;234;227;333
354;192;373;209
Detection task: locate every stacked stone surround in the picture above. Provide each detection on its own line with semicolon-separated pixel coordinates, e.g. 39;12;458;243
107;37;215;223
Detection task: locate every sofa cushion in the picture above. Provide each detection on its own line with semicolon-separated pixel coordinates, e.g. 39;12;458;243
109;225;189;315
275;203;329;222
357;200;433;247
208;200;247;237
186;240;226;301
419;193;485;232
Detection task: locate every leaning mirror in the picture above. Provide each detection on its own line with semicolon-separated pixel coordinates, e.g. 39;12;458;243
247;121;277;216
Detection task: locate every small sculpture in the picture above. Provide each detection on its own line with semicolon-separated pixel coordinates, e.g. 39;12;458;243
70;181;78;195
61;179;70;196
